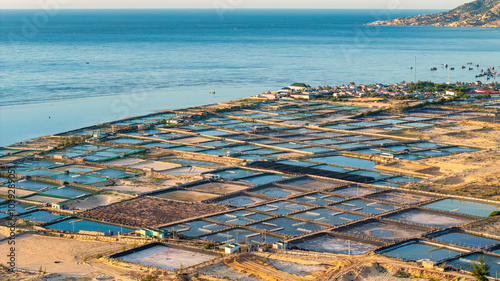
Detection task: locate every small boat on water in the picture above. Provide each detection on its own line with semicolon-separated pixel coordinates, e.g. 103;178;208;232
468;67;473;71
210;91;215;94
467;62;473;65
430;67;437;71
450;67;455;70
461;65;466;69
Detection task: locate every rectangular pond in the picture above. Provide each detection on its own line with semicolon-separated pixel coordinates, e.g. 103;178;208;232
236;174;289;186
201;228;281;244
0;202;38;214
216;195;268;207
378;241;465;262
308;156;377;170
281;176;343;190
211;168;259;180
162;220;227;237
87;168;137;179
428;231;500;249
249;217;326;237
447;253;500;274
49;173;106;185
14;179;59;191
250;185;303;198
423;199;500;218
45;218;134;234
19;210;62;223
290;233;379;255
290;193;345;206
331;199;399;215
292;208;363;226
337;220;429;242
41;186;92;199
369;191;433;205
383;208;474;229
207;210;271;225
115;244;216;271
251;201;310;216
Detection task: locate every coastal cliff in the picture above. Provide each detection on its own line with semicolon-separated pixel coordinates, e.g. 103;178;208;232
368;0;500;28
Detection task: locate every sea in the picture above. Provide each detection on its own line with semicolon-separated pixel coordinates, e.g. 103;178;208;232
1;9;500;146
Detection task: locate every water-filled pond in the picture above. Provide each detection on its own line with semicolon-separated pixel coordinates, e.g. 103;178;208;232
46;218;133;234
429;231;500;249
424;199;500;217
308;156;377;170
379;241;464;262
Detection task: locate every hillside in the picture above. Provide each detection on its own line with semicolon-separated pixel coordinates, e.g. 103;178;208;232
368;0;500;28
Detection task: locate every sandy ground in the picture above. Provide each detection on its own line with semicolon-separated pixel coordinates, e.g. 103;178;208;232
104;157;145;167
117;244;215;271
465;216;500;235
154;190;219;202
161;178;192;187
65;193;131;210
126;160;182;171
268;259;327;276
344;221;428;241
388;210;473;228
291;236;379;255
23;195;66;204
160;166;211;177
187;182;250;195
51;164;101;173
173;136;213;144
0;186;35;197
417;148;500;199
197;261;265;280
0;233;132;279
104;175;168;193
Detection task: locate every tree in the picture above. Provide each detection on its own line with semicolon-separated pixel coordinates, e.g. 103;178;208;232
204;241;214;249
488;210;500;217
140;274;159;281
471;257;490;281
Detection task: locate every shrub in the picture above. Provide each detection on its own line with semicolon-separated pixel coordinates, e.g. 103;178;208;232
487;211;500;217
471;257;490;281
204;241;214;249
140;274;159;281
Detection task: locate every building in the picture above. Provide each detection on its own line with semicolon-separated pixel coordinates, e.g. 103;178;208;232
219;243;241;254
291;92;314;100
137;227;167;239
475;89;500;98
273;242;288;249
289;83;311;91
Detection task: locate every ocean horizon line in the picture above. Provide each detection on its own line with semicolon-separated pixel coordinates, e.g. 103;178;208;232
0;8;445;11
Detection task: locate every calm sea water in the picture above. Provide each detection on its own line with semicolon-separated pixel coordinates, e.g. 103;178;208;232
1;9;500;146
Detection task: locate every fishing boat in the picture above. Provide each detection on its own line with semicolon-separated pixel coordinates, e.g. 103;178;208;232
209;91;215;94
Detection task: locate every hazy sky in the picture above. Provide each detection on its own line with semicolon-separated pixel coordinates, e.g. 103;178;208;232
2;0;472;10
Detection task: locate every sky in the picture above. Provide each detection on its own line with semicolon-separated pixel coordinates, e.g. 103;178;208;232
1;0;473;10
